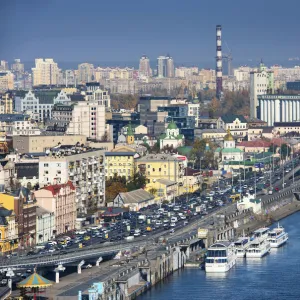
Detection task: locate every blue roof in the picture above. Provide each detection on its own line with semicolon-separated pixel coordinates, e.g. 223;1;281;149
0;114;29;122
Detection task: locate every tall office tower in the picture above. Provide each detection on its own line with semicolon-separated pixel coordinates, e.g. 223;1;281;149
139;55;151;77
250;61;274;118
11;59;25;80
0;61;9;71
216;25;223;100
166;54;174;78
78;63;94;84
157;55;174;78
32;58;59;86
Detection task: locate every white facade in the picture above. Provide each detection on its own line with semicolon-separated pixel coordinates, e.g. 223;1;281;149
258;95;300;126
250;63;274;118
32;58;59;86
160;122;184;149
16;90;70;122
85;88;111;108
66;101;106;140
188;103;201;127
36;207;55;244
38;149;105;212
139;55;151;77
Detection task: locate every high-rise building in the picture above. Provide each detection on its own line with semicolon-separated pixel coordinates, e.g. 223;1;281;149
250;61;274;118
78;63;94;83
11;59;24;79
139;55;151;77
157;55;174;78
166;55;174;78
0;61;9;71
32;58;59;86
0;72;14;91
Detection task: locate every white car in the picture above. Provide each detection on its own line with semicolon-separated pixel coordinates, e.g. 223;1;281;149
48;248;56;253
180;215;186;220
170;222;176;227
156;220;162;225
76;229;87;235
173;206;180;211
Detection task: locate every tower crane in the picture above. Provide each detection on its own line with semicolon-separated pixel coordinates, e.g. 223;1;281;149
222;41;233;77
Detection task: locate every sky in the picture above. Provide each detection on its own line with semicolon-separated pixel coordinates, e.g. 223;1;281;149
1;0;300;67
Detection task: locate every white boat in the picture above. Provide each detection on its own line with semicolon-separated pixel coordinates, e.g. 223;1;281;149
246;227;270;258
205;241;237;273
234;237;251;258
267;224;288;248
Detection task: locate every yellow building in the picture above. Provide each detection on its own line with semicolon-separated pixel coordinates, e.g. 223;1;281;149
147;179;177;202
0;193;15;211
136;154;185;191
105;152;136;180
0;206;18;253
1;92;13;114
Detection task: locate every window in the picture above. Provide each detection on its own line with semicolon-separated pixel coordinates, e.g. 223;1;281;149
148;171;150;175
153;168;155;172
57;163;61;167
44;163;49;167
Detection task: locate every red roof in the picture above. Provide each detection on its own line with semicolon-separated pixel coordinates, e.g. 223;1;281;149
238;140;271;148
44;180;75;196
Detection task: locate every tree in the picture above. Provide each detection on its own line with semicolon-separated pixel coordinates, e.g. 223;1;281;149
126;172;147;191
100;131;110;142
269;143;278;153
280;144;292;159
105;181;127;202
148;187;157;197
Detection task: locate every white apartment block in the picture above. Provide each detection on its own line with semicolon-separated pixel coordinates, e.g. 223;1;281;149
250;62;274;118
233;66;252;82
85;85;111;108
39;148;105;212
187;103;201;127
32;58;59;86
78;63;94;83
15;90;71;122
51;101;106;140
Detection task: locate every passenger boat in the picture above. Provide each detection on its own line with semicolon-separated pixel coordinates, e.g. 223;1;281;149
267;224;288;248
205;241;237;273
246;227;270;258
234;237;251;258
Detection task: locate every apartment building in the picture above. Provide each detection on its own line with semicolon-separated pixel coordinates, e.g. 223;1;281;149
135;154;185;187
38;147;105;212
49;101;106;140
12;134;87;153
32;58;59;86
14;89;71;122
34;181;76;235
0;71;14;91
85;83;111;108
105;152;135;180
0;114;41;136
36;207;55;244
78;63;94;83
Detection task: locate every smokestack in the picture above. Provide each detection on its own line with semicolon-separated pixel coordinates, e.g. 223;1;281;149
216;25;223;100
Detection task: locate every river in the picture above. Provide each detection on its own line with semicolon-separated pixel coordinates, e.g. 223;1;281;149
138;211;300;300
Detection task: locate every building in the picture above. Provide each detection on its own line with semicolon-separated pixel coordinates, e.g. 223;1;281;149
237;140;272;153
234;66;252;82
15;89;70;122
49;101;106;140
13;134;87;154
34;181;76;235
112;189;155;211
0;61;8;71
215;130;243;167
1;92;13;114
11;59;24;79
194;128;226;142
0;187;37;248
187;103;201;127
38;147;105;212
32;58;59;86
217;114;248;139
85;84;111;109
159;121;184;149
287;81;300;91
257;94;300;126
157;55;174;78
274;122;300;135
0;206;18;254
136;154;185;187
0;114;41;137
139;55;151;77
105;152;135;180
250;61;274;118
139;96;171;133
36;207;55;244
78;63;94;83
0;71;14;91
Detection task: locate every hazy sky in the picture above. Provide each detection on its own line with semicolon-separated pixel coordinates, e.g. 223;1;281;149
1;0;300;65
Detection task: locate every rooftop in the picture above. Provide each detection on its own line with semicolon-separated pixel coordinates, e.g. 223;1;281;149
44;180;75;196
118;189;154;204
137;154;183;163
36;206;52;216
157;179;177;186
220;114;248;123
105;152;135;157
238;140;271;148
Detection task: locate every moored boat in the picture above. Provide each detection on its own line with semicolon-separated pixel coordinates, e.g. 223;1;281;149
267;224;288;248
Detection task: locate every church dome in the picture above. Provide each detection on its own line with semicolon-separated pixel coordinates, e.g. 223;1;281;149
167;121;178;130
224;129;234;141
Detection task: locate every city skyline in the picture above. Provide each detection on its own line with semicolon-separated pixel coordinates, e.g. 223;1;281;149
2;0;300;64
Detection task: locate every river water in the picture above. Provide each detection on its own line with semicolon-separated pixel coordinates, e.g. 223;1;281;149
139;211;300;300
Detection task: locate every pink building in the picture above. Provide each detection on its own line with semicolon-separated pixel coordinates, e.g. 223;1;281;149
34;181;76;235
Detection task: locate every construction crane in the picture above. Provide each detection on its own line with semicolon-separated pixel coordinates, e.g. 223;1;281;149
222;41;233;77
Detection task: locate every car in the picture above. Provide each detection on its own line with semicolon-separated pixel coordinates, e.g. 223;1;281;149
170;228;175;234
180;215;186;220
183;220;189;225
48;247;56;253
26;251;35;256
170;222;176;227
84;235;91;241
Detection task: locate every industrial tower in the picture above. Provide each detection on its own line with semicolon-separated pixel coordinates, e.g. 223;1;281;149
216;25;223;100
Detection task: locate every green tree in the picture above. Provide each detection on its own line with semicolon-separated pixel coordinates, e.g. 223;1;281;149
148;187;157;196
280;144;291;159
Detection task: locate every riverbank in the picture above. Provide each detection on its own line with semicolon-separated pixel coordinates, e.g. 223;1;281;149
236;201;300;235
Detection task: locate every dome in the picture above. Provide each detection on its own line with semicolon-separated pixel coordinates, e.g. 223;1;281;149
224;129;234;141
167;121;178;130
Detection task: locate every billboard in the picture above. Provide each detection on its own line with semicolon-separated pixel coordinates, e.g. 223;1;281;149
198;228;208;238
